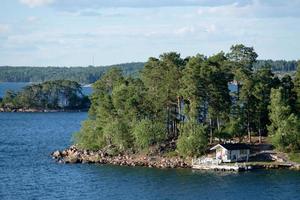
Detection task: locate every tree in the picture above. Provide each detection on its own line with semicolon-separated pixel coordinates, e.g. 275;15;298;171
179;54;206;121
203;53;233;143
294;61;300;114
281;75;296;111
252;67;275;143
268;88;300;152
227;45;258;143
141;52;185;138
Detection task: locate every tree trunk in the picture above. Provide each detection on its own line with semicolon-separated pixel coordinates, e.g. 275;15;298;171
167;105;170;138
247;122;251;143
217;117;220;131
209;118;213;144
258;128;262;144
237;81;240;101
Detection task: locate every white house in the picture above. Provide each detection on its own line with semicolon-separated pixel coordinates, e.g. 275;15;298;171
210;143;250;163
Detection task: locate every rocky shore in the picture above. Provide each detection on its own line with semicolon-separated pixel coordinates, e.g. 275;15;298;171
51;145;191;169
51;145;300;171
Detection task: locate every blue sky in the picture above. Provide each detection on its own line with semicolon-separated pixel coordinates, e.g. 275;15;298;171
0;0;300;66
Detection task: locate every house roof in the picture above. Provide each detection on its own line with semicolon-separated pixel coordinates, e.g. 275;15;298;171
210;143;250;151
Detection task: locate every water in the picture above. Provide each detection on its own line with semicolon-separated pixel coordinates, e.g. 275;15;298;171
0;82;92;98
0;82;30;97
0;82;299;199
0;112;299;200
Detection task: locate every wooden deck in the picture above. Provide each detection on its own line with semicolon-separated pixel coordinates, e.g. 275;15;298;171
192;163;252;172
192;158;252;172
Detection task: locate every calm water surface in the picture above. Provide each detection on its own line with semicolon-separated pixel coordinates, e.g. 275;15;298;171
0;112;299;200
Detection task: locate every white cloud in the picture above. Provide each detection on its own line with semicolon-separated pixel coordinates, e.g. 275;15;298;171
174;26;195;35
20;0;55;8
196;0;300;18
205;24;216;33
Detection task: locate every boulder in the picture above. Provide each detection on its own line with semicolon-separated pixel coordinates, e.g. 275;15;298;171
52;150;61;158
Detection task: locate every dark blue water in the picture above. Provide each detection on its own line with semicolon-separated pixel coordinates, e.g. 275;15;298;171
0;112;299;200
0;82;92;98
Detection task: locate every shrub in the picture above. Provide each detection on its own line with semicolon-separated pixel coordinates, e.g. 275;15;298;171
133;119;166;150
176;122;207;157
73;120;105;150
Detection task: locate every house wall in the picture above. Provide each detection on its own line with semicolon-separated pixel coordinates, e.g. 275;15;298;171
216;148;250;162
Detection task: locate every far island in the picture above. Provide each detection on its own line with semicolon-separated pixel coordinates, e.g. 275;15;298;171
52;44;300;171
0;80;90;112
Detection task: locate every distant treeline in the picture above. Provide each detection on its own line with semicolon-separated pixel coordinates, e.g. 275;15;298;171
0;60;298;84
0;62;144;84
254;60;298;72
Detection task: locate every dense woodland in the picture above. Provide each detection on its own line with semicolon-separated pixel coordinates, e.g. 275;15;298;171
0;62;144;84
0;80;90;111
254;60;298;72
0;60;297;84
74;44;300;157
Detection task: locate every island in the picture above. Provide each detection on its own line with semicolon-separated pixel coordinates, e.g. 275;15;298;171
0;80;90;112
44;45;300;170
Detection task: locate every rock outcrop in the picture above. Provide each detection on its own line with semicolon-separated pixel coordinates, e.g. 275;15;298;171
51;145;191;169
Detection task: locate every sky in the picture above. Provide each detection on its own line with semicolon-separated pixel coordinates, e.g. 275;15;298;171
0;0;300;66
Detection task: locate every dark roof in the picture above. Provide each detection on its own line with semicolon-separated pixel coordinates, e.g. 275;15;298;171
219;143;250;150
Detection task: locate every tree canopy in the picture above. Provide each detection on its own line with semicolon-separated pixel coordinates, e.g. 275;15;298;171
73;44;300;156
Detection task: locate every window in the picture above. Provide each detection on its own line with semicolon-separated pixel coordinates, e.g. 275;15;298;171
240;149;248;155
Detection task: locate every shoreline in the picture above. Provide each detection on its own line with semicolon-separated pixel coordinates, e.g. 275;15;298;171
51;145;300;171
52;145;191;169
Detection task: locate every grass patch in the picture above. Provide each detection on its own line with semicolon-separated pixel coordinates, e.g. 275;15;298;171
289;153;300;163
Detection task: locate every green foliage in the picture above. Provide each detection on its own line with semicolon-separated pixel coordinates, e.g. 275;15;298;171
73;45;300;157
294;63;300;113
223;117;245;140
288;153;300;163
176;122;207;157
1;80;89;110
254;60;298;72
268;88;300;152
102;119;132;152
73;120;105;150
0;62;144;84
132;119;166;150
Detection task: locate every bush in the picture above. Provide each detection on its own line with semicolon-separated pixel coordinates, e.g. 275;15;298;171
176;122;207;157
133;119;166;150
102;119;132;152
73;120;105;150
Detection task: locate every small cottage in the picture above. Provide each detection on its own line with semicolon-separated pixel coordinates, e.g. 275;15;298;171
210;143;250;163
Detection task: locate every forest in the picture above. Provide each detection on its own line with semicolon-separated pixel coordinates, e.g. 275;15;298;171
0;62;144;84
0;80;90;111
74;44;300;157
0;60;297;84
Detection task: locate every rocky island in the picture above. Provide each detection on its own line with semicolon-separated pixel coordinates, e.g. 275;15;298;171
0;80;90;112
52;45;300;171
